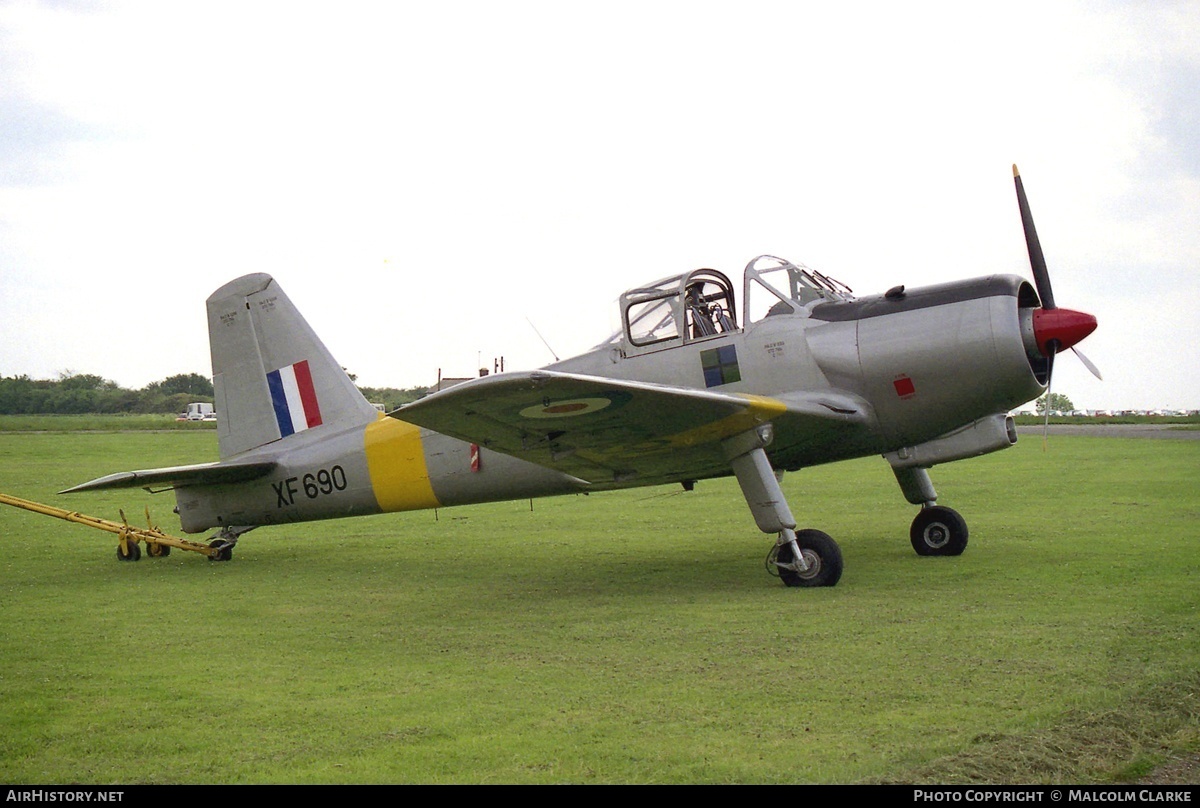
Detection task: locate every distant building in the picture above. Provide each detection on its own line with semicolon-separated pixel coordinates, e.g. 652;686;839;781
434;376;474;392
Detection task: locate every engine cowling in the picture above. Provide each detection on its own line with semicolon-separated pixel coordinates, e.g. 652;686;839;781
807;274;1046;450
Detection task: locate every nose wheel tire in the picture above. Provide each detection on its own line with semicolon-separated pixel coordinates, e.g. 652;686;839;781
910;506;968;556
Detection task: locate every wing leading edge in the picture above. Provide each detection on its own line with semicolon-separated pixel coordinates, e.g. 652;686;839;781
393;371;871;487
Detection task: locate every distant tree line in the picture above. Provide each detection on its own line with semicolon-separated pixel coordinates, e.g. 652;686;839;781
0;372;429;415
355;385;428;412
0;373;215;415
343;368;428;412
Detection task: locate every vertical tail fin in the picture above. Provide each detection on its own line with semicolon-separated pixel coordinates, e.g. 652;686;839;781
207;274;378;458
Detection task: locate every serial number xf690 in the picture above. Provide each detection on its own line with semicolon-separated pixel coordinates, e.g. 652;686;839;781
273;466;348;508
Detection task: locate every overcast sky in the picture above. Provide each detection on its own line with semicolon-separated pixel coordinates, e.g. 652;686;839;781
1;1;1196;411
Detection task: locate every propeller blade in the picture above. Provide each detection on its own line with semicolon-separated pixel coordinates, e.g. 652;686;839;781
1071;346;1103;380
1042;342;1057;451
1013;165;1099;450
1013;164;1056;310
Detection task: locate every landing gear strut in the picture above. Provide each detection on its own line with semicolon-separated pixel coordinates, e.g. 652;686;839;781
724;426;843;588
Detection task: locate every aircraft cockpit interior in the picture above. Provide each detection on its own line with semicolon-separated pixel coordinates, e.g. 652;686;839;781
619;269;739;354
742;255;854;323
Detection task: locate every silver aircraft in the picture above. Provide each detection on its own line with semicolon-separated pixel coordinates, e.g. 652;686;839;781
65;167;1098;586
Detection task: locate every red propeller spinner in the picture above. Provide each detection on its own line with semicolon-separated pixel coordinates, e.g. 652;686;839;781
1031;306;1097;357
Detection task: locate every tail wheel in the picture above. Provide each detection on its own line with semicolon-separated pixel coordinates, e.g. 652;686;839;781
776;529;843;588
910;506;968;556
208;539;234;562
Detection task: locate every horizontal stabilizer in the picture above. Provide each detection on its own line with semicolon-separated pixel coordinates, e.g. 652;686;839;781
61;460;278;494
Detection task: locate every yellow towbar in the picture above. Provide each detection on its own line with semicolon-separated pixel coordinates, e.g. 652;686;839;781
0;491;229;561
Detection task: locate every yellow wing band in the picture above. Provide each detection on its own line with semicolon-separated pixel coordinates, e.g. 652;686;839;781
664;394;788;449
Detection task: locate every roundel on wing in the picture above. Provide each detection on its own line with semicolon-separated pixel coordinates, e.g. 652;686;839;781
519;397;615;419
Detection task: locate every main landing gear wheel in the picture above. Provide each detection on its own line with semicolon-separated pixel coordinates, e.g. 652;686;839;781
775;529;843;588
910;506;968;556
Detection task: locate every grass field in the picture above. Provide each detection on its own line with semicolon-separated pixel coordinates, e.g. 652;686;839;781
0;426;1197;784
